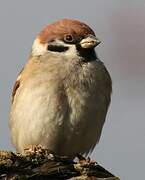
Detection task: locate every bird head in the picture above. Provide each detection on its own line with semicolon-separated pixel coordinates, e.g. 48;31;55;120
31;19;101;62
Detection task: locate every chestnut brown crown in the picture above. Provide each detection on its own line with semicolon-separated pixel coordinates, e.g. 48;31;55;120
38;19;96;44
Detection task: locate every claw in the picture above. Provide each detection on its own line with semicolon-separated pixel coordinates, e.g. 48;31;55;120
76;154;97;165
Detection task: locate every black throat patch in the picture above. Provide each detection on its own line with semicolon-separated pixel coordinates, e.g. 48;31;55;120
76;45;97;62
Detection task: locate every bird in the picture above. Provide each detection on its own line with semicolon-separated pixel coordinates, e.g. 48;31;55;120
9;19;112;158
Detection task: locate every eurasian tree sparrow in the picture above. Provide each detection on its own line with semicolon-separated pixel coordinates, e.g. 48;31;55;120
9;19;112;157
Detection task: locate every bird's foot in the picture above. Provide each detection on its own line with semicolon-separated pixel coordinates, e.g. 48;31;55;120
24;144;43;153
23;144;53;155
76;154;97;165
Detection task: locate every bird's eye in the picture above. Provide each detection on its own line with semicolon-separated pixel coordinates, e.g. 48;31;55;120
64;34;74;43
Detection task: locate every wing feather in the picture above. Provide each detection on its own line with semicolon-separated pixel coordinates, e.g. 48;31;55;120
11;68;24;104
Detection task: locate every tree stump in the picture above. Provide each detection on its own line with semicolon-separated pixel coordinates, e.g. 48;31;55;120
0;147;120;179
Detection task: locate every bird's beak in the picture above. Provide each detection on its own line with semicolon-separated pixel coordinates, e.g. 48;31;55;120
80;35;101;49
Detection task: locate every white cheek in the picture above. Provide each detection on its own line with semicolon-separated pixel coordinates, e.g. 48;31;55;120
32;38;47;56
64;45;78;57
31;38;78;59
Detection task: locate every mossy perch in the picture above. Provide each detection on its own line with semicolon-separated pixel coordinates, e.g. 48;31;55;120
0;147;120;179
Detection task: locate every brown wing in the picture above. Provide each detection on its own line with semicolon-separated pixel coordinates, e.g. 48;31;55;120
11;68;24;104
11;80;20;104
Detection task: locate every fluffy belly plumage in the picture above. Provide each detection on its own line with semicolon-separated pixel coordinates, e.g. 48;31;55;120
10;59;111;157
10;82;106;156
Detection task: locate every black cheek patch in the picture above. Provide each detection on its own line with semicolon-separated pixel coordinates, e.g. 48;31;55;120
47;45;68;52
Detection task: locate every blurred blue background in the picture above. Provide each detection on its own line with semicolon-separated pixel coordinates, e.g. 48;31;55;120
0;1;145;179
